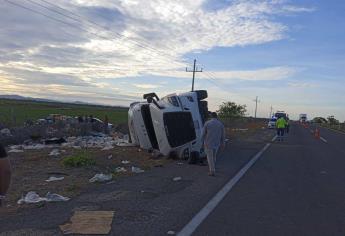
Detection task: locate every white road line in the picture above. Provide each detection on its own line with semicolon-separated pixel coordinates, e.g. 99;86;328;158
177;136;277;236
320;137;328;143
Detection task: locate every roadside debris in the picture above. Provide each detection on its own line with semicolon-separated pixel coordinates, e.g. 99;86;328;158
232;128;249;132
0;128;11;136
131;166;145;173
8;149;24;153
89;173;112;183
115;167;127;173
45;176;65;182
7;133;134;153
59;211;114;235
44;137;66;145
17;191;70;204
167;231;176;235
49;149;60;156
173;177;182;182
177;162;183;165
121;160;130;164
107;154;113;159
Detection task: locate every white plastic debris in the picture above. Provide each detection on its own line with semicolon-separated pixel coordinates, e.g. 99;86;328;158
101;144;114;150
177;162;183;165
45;176;65;182
0;128;11;136
45;192;70;202
107;154;113;160
89;173;113;183
167;231;176;235
121;160;130;164
23;144;46;150
115;167;127;173
131;166;145;173
8;149;24;153
173;177;182;182
49;149;60;156
17;191;70;204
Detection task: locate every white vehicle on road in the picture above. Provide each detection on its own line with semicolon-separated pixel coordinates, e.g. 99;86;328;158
267;117;277;129
128;90;208;159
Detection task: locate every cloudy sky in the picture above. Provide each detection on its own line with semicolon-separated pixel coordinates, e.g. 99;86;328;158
0;0;344;120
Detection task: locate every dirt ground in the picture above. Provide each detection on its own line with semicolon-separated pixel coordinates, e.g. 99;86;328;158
1;145;169;215
0;120;267;216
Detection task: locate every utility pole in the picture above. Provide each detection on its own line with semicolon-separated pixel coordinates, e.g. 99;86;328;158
253;96;260;119
269;105;273;118
186;59;203;91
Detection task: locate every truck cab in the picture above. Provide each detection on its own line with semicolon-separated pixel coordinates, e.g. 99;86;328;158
128;90;208;159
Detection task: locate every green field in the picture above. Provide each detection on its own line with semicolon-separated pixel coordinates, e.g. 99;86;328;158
0;99;128;127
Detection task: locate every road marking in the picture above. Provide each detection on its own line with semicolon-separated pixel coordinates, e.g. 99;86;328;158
177;136;277;236
320;137;327;143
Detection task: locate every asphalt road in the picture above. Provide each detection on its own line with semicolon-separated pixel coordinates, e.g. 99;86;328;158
193;123;345;236
3;124;344;235
0;128;275;235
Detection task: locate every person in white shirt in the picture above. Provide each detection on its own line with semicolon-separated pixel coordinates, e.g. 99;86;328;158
202;112;225;176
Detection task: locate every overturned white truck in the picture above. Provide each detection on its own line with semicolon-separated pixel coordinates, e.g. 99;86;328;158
128;90;208;159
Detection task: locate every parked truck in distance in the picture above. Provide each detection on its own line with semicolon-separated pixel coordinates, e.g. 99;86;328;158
299;114;307;123
128;90;208;159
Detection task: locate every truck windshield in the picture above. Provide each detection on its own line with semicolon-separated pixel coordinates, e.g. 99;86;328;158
163;112;196;148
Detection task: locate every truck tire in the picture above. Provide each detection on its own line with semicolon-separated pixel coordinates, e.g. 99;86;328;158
194;90;208;100
188;151;200;164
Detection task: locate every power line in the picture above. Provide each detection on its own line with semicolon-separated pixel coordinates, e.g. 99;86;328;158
27;0;192;67
5;0;192;71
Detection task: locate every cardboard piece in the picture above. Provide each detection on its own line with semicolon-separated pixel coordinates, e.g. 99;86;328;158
60;211;114;235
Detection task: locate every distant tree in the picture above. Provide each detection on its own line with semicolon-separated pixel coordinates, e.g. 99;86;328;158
327;116;339;125
313;117;327;123
217;102;247;118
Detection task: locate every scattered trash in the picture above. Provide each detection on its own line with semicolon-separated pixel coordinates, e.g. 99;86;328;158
45;176;65;182
101;144;114;151
131;166;145;173
44;137;66;145
167;231;176;235
8;149;24;153
59;211;114;235
138;148;142;152
89;173;113;183
115;167;127;173
177;162;183;165
173;177;182;182
151;149;163;159
49;149;60;156
18;191;70;204
23;144;46;150
46;192;70;202
232;128;249;132
121;160;130;164
0;128;11;136
107;154;113;160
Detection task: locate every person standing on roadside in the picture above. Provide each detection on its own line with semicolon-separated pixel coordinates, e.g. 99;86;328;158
0;143;11;206
285;118;290;134
276;117;287;141
202;112;225;176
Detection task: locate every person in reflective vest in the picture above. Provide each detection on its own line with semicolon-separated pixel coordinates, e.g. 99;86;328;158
276;117;287;141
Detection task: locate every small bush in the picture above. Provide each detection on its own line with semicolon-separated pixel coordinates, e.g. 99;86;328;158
62;151;96;167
